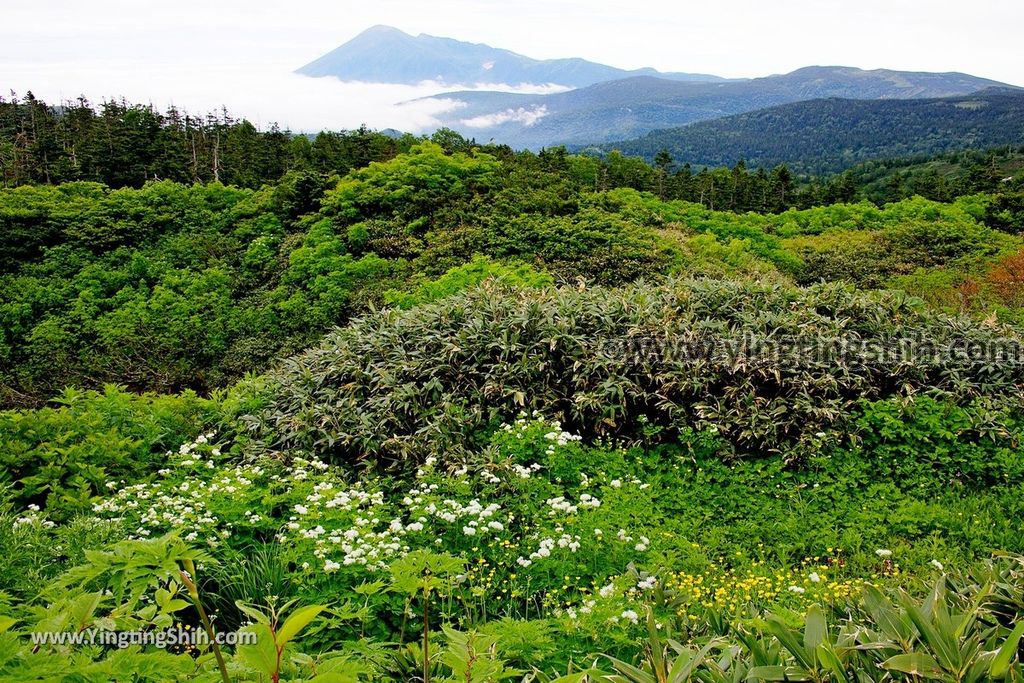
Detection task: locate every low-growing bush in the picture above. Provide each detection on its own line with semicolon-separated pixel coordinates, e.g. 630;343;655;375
0;385;212;518
249;278;1024;468
384;255;553;309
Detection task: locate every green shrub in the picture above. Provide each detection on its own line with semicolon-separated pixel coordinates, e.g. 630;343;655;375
250;279;1024;468
384;256;553;309
0;385;212;518
854;396;1024;488
318;141;500;227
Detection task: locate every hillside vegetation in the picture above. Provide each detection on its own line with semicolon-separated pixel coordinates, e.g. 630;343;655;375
2;121;1024;681
4;140;1024;406
600;89;1024;173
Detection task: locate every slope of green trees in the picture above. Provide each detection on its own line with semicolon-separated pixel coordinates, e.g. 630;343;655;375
7;92;1024;212
3;137;1024;407
599;89;1024;174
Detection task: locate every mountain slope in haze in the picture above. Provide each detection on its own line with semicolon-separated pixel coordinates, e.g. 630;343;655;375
297;25;725;87
424;66;1014;148
594;89;1024;174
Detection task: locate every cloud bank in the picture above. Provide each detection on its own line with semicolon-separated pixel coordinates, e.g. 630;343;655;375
1;62;562;134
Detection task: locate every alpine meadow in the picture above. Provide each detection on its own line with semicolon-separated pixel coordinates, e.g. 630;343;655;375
2;4;1024;682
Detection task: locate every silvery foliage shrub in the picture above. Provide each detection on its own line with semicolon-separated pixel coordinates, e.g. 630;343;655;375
246;278;1024;468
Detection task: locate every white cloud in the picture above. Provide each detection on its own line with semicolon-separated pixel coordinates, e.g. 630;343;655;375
0;63;463;133
1;58;568;134
461;105;549;128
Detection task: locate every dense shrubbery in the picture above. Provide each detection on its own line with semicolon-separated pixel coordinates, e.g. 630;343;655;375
4;141;1023;407
251;279;1024;468
2;123;1024;680
0;386;212;519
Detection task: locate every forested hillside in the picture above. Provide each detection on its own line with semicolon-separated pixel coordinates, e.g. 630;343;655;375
4;134;1024;407
3;96;1024;681
601;88;1024;173
844;146;1024;201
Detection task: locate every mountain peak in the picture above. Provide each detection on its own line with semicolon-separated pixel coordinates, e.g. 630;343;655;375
296;26;726;87
359;24;408;36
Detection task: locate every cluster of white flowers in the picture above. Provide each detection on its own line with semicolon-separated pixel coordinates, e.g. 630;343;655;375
636;574;657;591
516;530;582;566
277;480;414;571
409;492;506;533
547;496;578;514
510;462;542;479
875;548;893;558
559;597;598;621
603;476;650;492
547;493;601;515
612;528;649;552
544;428;583;447
499;414;583;458
85;416;660;585
92;469;243;546
12;503;55;529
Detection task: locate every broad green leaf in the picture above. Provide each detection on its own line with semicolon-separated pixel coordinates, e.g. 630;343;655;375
235;624;278;677
815;644;849;683
900;593;961;673
275;604;325;648
310;674;360;683
804;605;827;652
607;655;657;683
765;618;814;669
747;665;810;681
882;653;944;678
234;601;271;625
863;586;912;643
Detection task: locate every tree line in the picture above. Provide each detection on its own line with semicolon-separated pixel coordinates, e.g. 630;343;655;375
0;92;413;189
1;92;1020;215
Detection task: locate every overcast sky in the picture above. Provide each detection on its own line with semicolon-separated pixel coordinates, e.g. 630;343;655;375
3;0;1021;132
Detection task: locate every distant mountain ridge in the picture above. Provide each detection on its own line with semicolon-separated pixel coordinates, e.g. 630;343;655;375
420;66;1013;149
297;26;1018;151
297;25;726;87
592;88;1024;174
